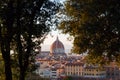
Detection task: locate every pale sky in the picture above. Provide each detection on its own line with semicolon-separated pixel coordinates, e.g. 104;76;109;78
41;0;70;52
41;30;73;53
50;0;66;3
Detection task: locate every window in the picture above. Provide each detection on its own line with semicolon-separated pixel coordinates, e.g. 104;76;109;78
52;75;56;76
96;70;98;72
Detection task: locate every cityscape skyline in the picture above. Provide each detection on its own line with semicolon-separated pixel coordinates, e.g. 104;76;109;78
41;30;73;53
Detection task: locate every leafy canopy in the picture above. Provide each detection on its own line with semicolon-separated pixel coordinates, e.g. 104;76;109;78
59;0;120;64
0;0;62;79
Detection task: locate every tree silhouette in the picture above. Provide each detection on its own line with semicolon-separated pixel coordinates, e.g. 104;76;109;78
59;0;120;64
0;0;61;80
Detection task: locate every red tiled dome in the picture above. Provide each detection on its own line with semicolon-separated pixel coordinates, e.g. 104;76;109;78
50;37;65;55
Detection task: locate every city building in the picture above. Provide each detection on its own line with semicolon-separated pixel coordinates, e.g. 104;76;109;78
105;62;120;79
65;62;84;77
50;37;66;57
83;66;106;78
35;36;120;80
51;68;58;78
39;51;50;57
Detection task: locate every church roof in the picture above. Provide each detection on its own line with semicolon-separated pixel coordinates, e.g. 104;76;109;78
50;37;65;54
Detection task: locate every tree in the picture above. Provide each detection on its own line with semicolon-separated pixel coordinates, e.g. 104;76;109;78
63;76;72;80
0;54;5;80
0;0;15;79
59;0;120;64
0;0;61;80
15;0;61;80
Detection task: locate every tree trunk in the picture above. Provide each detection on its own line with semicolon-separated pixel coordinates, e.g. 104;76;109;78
16;0;46;80
1;40;12;80
0;0;14;79
19;68;25;80
3;54;12;80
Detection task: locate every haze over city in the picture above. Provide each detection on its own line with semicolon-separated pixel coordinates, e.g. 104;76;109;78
41;30;73;53
0;0;120;80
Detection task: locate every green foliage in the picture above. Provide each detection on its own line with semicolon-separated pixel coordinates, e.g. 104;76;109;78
26;73;50;80
63;76;72;80
0;54;5;80
59;0;120;64
0;0;61;80
84;53;109;66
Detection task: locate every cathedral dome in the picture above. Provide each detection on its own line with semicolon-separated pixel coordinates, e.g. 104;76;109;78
50;37;65;55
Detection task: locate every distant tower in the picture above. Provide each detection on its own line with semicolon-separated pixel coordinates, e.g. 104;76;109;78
50;36;66;56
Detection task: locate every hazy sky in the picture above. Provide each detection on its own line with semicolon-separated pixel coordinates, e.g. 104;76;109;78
41;0;70;52
41;30;73;53
50;0;66;3
42;30;72;45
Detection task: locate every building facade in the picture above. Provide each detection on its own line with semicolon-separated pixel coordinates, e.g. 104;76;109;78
65;62;84;77
50;37;66;57
83;66;106;78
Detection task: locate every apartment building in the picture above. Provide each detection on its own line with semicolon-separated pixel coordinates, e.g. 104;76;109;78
83;66;106;78
65;62;84;77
